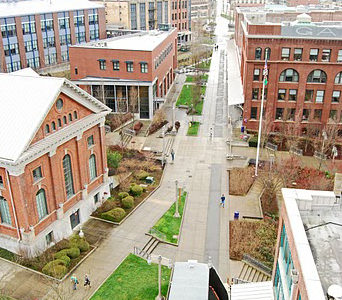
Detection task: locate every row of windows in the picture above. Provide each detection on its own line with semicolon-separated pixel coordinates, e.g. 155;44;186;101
251;87;341;103
268;69;342;84
171;0;188;9
97;59;148;73
171;22;188;30
250;106;342;123
44;111;78;135
255;47;342;62
171;12;187;20
154;43;173;70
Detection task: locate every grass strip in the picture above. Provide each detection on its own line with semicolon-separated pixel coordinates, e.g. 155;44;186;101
187;122;200;136
91;254;171;300
151;192;187;244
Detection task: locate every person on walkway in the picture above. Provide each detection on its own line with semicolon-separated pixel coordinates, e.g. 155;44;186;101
84;274;91;288
71;274;79;290
171;149;175;162
220;194;226;208
210;127;213;139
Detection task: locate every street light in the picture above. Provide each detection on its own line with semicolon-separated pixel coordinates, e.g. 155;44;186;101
146;254;173;300
161;125;166;167
174;180;180;218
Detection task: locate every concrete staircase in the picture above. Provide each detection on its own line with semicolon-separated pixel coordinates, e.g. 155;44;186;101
141;236;160;256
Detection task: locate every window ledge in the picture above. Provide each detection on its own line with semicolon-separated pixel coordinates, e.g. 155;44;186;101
33;177;45;185
88;145;95;150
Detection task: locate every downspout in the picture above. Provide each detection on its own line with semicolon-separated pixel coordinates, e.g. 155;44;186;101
5;171;21;241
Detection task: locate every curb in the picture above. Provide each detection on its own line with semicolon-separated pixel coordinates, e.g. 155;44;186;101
90;164;167;226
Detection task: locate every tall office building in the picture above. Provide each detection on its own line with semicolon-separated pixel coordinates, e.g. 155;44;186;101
0;0;106;73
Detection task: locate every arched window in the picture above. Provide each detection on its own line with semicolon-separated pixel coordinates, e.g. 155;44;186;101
51;121;56;131
68;113;72;122
36;189;48;220
74;111;78;120
264;47;271;60
58;118;62;128
307;70;327;83
89;154;97;181
0;196;11;225
279;69;299;82
63;154;75;198
255;47;262;60
335;72;342;84
45;124;50;134
63;116;67;125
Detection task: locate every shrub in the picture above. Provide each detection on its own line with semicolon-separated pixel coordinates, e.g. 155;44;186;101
121;196;134;209
130;184;143;196
67;247;81;259
101;208;126;222
135;170;149;180
59;255;71;267
54;249;70;260
118;192;129;199
107;150;122;169
248;136;258;147
42;260;68;278
70;235;90;252
53;239;71;252
133;122;143;133
97;197;116;214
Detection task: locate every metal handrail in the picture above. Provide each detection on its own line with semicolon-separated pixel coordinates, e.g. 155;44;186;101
149;228;167;241
242;254;272;275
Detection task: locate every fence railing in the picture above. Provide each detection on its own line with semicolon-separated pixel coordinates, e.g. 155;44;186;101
314;151;327;160
231;278;250;284
242;254;272;276
289;146;303;156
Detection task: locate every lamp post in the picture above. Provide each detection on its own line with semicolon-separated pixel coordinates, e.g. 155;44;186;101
161;125;166;167
174;180;180;218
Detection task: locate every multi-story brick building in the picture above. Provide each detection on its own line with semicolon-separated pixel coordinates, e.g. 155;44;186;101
0;0;106;73
171;0;191;43
0;68;111;255
235;6;342;135
96;0;171;31
69;27;178;119
272;188;342;300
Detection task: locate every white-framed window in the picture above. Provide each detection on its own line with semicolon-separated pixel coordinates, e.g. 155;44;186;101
33;166;42;182
63;154;75;198
322;49;331;62
289;89;297;101
316;90;325;103
253;69;260;81
0;197;11;225
0;176;3;188
112;60;119;71
332;91;341;103
36;189;48;220
46;231;54;245
45;124;50;134
335;72;342;84
89;154;97;181
126;61;133;72
307;70;327;83
140;62;148;73
281;48;290;60
294;48;302;61
279;69;299;82
51;121;56;131
338;50;342;62
309;48;319;61
278;89;286;100
99;59;106;70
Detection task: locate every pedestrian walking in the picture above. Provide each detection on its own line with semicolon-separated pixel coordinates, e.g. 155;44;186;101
71;274;79;290
171;149;175;162
209;127;213;139
220;194;226;208
84;274;91;288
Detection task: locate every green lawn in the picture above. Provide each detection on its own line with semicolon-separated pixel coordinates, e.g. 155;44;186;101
185;74;209;83
151;192;187;244
176;85;206;115
91;254;171;300
187;122;200;136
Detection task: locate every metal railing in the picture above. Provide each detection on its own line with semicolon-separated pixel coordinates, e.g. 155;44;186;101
289;146;303;156
149;228;167;241
231;278;251;284
242;254;272;276
314;151;327;160
266;142;278;152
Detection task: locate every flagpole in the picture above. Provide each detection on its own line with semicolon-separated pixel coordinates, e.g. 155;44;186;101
255;49;268;177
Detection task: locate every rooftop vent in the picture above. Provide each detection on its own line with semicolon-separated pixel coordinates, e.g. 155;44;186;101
327;285;342;300
297;13;312;24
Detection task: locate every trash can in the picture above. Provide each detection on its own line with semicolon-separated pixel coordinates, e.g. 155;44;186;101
234;211;239;220
241;126;245;133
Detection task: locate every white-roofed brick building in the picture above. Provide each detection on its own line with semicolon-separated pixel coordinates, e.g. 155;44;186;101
0;68;111;256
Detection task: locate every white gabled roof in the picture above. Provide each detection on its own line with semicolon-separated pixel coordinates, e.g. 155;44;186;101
0;69;110;163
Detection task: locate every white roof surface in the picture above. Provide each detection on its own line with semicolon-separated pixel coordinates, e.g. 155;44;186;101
0;0;103;18
0;68;109;163
231;281;274;300
72;30;175;51
168;261;209;300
